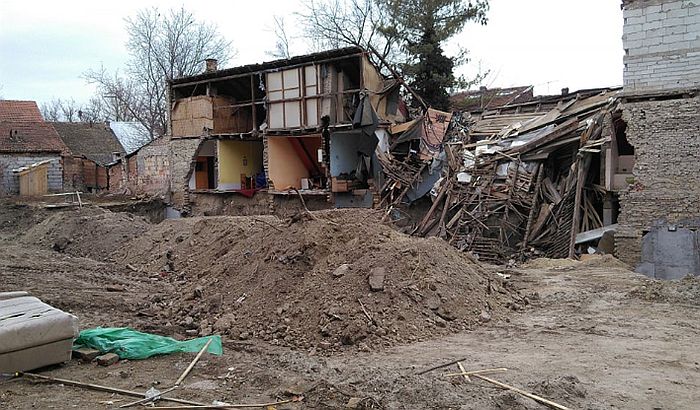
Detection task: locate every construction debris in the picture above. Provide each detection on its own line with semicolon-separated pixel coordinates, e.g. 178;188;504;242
380;88;623;263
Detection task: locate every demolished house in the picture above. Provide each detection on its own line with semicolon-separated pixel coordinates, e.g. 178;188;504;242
167;47;413;213
165;47;632;264
381;88;631;263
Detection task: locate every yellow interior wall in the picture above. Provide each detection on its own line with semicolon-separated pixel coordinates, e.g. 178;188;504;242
267;137;310;190
218;140;263;188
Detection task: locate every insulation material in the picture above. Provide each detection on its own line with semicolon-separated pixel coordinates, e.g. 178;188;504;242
172;96;249;137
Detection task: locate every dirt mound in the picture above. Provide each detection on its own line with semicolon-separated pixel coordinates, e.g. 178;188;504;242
115;209;528;351
628;275;700;305
0;202;51;239
531;375;586;402
20;207;151;261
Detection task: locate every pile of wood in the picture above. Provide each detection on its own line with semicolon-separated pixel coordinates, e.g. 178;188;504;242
379;88;622;263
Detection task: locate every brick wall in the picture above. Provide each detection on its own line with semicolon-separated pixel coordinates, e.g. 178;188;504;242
169;137;202;208
616;96;700;264
0;154;63;194
135;138;170;196
623;0;700;93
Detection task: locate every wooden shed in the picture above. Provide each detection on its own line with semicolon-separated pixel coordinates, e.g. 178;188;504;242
12;159;52;196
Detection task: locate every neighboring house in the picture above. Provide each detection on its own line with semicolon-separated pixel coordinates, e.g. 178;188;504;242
450;86;535;113
617;0;700;278
109;121;151;155
51;122;125;165
168;46;412;213
51;121;127;193
0;100;69;195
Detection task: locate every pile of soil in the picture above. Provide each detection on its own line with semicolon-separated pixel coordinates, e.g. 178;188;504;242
628;275;700;305
0;202;51;239
20;207;151;261
115;209;528;351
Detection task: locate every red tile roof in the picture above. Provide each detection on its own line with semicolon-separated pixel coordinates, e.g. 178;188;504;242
0;100;70;154
0;100;45;122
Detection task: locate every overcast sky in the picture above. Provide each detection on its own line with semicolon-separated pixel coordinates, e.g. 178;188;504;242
0;0;623;106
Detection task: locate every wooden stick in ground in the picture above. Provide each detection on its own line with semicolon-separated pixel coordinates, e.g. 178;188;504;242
141;397;297;409
20;372;203;406
445;368;509;377
357;298;375;325
292;188;339;226
415;357;469;375
252;217;283;232
175;338;213;386
456;361;471;382
471;374;571;410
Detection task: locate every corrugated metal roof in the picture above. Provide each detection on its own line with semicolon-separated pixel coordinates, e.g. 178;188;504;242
109;121;151;154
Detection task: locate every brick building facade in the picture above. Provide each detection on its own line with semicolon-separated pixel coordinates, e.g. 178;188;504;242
617;0;700;277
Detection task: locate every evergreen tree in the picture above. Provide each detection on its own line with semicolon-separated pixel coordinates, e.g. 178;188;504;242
380;0;489;110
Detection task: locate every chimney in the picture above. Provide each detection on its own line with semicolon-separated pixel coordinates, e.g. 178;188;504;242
205;58;218;73
561;87;569;96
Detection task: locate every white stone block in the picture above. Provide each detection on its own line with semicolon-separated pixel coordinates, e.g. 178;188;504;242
644;20;663;30
624;22;643;34
662;1;683;12
647;4;662;14
667;8;689;19
645;10;665;22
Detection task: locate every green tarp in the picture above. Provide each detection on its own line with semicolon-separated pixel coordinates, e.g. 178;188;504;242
73;327;222;360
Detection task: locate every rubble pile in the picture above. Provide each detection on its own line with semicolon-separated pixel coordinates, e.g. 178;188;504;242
20;207;151;261
114;210;528;351
381;88;623;263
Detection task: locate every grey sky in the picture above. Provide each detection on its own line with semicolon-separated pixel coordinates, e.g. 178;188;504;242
0;0;623;105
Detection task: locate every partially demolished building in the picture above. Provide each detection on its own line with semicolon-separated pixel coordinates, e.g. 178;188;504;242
617;0;700;278
167;47;412;213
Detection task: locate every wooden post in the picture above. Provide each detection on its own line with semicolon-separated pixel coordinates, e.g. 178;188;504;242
569;154;591;258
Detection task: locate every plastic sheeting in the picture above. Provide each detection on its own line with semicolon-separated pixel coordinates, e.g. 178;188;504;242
73;328;223;360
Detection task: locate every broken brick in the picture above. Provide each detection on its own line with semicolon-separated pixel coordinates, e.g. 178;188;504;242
96;353;119;366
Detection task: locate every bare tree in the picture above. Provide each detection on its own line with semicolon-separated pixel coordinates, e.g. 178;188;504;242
59;98;80;122
267;15;292;59
297;0;402;67
85;7;234;138
40;99;62;122
78;96;109;123
40;98;78;122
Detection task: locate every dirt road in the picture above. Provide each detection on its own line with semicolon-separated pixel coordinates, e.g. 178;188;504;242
1;204;698;409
